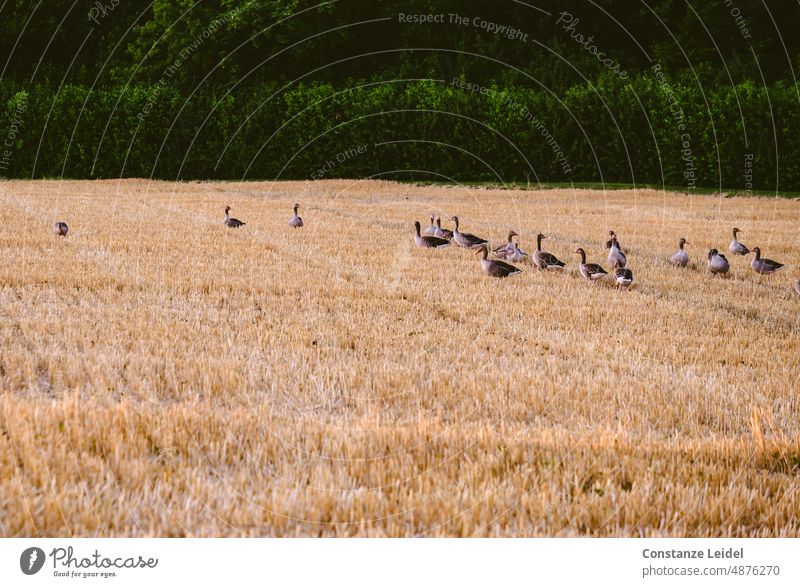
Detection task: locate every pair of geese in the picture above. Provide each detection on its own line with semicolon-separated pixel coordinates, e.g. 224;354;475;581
671;228;786;277
224;203;304;228
414;216;632;286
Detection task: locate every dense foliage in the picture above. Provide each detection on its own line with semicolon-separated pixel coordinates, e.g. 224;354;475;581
1;0;798;189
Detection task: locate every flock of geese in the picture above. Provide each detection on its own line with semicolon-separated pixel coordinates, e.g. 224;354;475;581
50;204;799;295
414;214;800;295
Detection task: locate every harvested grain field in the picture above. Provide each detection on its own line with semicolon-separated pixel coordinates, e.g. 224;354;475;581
1;179;799;537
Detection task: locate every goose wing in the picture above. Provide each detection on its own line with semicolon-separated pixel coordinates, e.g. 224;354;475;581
486;260;522;277
419;235;450;248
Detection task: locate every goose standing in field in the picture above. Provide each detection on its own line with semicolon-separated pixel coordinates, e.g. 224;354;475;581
493;230;518;259
423;214;437;236
434;217;453;240
574;248;608;282
475;244;522;278
533;234;565;270
750;247;784;275
451;216;488;249
223;206;246;228
288;202;303;228
613;260;633;289
52;221;68;237
669;238;689;267
508;242;530;264
707;248;730;276
414;221;449;248
607;234;627;268
728;228;749;256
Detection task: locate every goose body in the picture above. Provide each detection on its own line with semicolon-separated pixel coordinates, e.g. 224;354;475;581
707;249;730;275
52;221;68;237
451;216;488;249
574;248;608;281
613;264;633;288
288;203;303;228
433;217;453;240
476;244;522;278
508;242;530;264
223;206;246;228
607;235;627;268
669;238;689;267
533;234;565;270
750;247;784;275
493;231;518;259
729;228;749;255
414;221;449;248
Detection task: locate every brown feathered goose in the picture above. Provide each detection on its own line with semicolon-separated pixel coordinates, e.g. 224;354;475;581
451;216;488;249
52;221;68;236
288;203;303;228
613;260;633;289
493;231;518;259
476;244;522;278
414;221;449;248
574;248;608;282
607;234;627;268
750;247;784;275
223;206;245;228
533;234;565;270
729;228;749;255
669;238;689;267
707;248;730;276
434;217;453;240
423;214;437;236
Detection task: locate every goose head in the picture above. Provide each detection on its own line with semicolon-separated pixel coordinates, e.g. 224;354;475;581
474;244;489;259
225;206;231;214
679;237;688;248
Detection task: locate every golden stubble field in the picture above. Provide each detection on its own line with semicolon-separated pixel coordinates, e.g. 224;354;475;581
1;179;799;537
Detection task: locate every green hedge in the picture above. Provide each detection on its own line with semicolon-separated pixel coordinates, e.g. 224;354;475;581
2;75;798;190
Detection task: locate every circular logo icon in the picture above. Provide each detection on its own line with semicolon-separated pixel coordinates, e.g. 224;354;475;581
20;547;46;575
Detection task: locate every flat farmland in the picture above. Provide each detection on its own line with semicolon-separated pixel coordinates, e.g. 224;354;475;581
1;179;799;537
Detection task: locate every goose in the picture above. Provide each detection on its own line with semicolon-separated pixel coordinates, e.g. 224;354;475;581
508;242;530;264
707;248;730;276
669;238;689;267
613;261;633;289
288;203;303;228
475;244;522;278
607;234;627;268
493;230;518;259
750;247;784;275
414;221;449;248
574;248;608;282
434;217;453;240
52;221;68;237
605;230;619;250
533;234;565;270
223;206;245;228
729;228;749;255
450;216;488;249
423;214;437;236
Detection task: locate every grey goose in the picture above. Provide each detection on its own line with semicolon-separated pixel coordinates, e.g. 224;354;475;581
434;217;453;240
613;261;633;288
707;249;730;276
288;203;303;228
493;230;518;259
669;238;689;267
423;214;437;236
750;247;784;275
223;206;246;228
52;221;68;237
451;216;488;249
476;244;522;278
574;248;608;282
414;221;449;248
533;234;565;270
607;234;627;268
729;228;749;256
